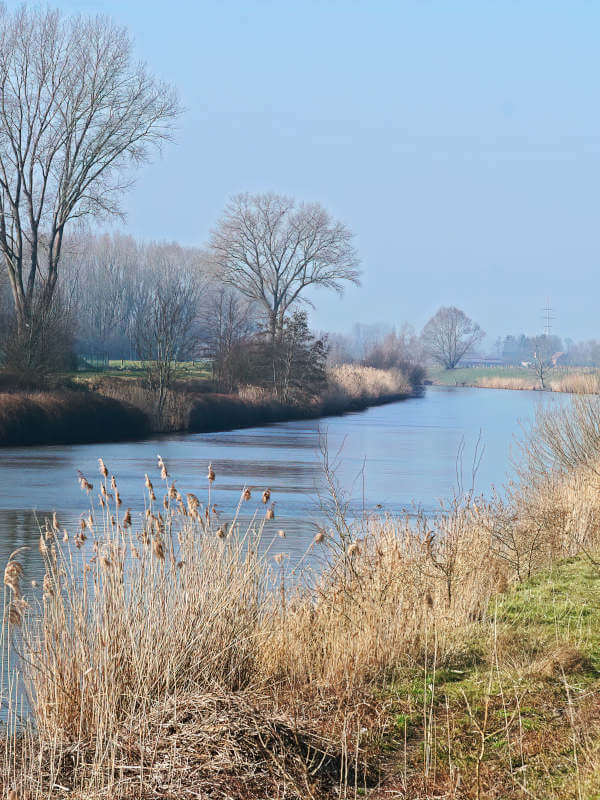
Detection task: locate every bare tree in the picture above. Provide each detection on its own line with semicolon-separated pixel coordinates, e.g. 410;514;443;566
209;193;360;341
203;287;257;391
62;232;141;360
0;6;180;367
421;306;485;369
530;334;563;389
133;250;201;426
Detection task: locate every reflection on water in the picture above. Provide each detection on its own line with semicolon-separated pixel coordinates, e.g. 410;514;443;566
0;386;570;583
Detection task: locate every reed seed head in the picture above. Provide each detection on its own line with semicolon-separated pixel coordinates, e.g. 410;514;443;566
123;509;132;528
243;488;251;501
4;561;23;596
278;529;286;538
145;474;153;491
43;574;54;597
266;504;275;520
207;463;216;482
98;458;108;478
315;529;326;543
157;454;168;479
78;471;93;493
187;493;200;515
152;538;165;560
262;489;271;504
39;534;48;556
347;542;360;557
6;599;25;627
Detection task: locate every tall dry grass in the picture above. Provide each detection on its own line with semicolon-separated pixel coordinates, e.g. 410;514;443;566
467;371;600;394
3;392;600;797
327;364;412;401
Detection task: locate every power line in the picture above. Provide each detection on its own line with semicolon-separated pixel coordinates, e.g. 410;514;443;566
541;297;554;336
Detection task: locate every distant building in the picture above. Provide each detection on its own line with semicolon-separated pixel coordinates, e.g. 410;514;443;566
459;356;507;368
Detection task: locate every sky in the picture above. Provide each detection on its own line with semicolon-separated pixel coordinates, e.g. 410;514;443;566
12;0;600;343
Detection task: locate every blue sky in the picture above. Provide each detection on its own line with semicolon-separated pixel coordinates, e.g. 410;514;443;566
17;0;600;342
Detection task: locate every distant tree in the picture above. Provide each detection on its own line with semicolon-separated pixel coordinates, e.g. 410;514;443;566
238;312;328;402
0;6;180;370
209;193;360;341
132;252;201;426
205;288;258;392
362;325;426;387
530;334;563;389
421;306;485;369
276;312;328;401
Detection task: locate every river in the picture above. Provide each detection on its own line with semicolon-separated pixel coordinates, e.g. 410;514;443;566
0;386;569;582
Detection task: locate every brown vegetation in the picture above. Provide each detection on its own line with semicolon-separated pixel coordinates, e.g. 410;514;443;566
443;371;600;394
0;364;420;446
0;389;148;446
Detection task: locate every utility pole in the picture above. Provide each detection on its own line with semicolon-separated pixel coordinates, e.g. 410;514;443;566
542;297;554;337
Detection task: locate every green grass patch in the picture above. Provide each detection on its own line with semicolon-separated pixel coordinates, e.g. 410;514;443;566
377;557;600;797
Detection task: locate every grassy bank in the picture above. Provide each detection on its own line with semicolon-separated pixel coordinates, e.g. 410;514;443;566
0;365;418;447
0;390;149;446
429;365;600;392
2;393;600;797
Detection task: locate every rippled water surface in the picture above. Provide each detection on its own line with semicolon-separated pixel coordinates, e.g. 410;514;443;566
0;386;569;582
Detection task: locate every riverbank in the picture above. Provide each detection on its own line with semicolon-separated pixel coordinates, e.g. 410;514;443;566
430;365;599;393
0;365;421;447
2;390;600;798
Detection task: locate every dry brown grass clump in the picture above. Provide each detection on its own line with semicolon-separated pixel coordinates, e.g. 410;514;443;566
263;503;503;690
0;389;148;445
548;372;600;394
93;376;192;431
476;376;540;391
328;364;412;401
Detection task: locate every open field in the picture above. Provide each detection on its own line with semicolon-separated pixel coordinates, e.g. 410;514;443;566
430;365;600;393
3;392;600;797
71;359;213;383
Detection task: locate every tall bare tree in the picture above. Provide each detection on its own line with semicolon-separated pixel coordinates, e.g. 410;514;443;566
421;306;484;369
209;193;360;341
0;6;180;367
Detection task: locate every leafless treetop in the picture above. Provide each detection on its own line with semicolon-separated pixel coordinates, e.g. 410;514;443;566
0;5;180;330
421;306;484;369
209;192;360;337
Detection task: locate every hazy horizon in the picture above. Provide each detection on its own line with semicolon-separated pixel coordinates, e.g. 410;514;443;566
16;0;599;343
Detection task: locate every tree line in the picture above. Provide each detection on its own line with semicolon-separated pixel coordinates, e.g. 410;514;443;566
0;6;362;412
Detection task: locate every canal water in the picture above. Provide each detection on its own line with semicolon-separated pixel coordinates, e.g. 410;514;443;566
0;386;569;583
